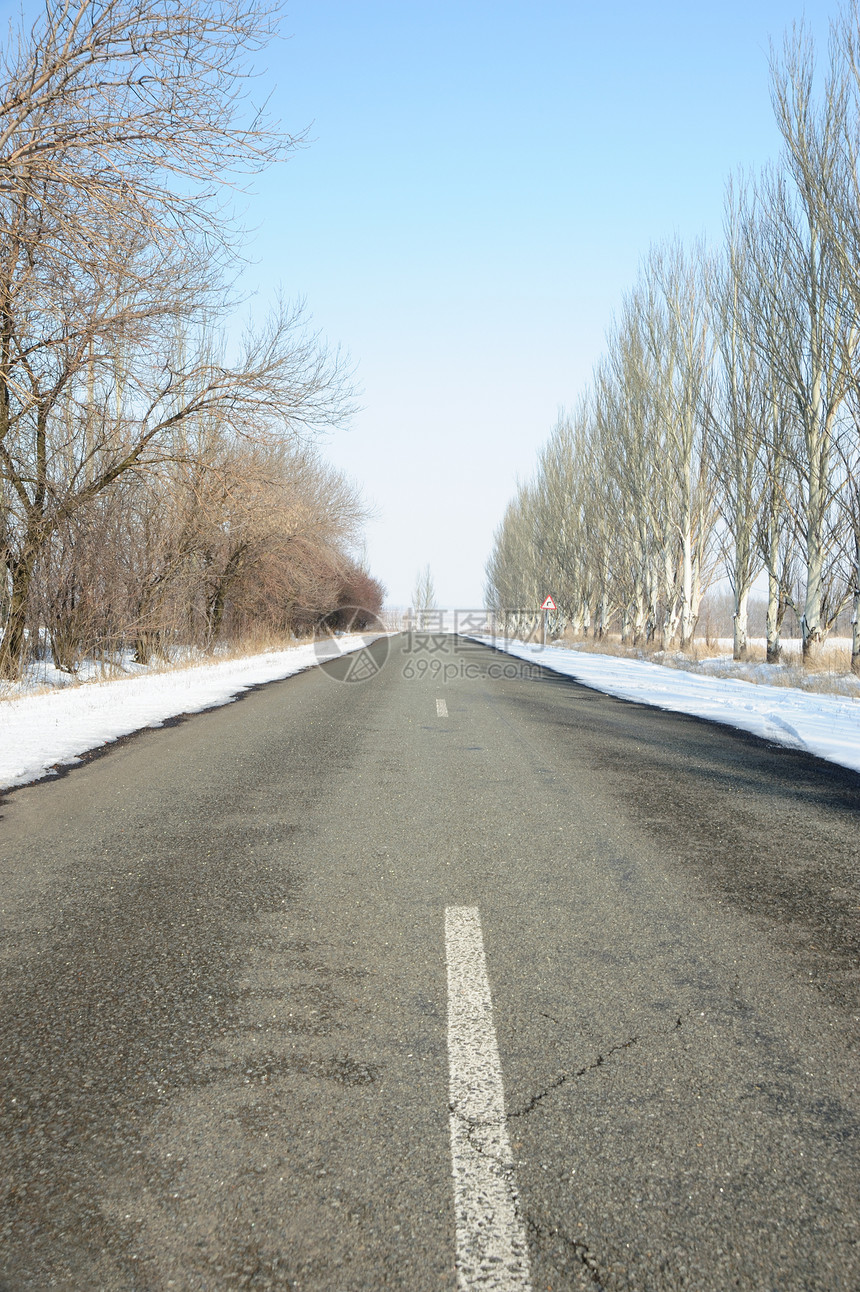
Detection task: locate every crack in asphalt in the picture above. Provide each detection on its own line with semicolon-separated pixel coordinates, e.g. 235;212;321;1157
461;1115;512;1168
507;1016;683;1119
525;1211;606;1289
507;1035;641;1119
445;1024;682;1290
448;1115;607;1289
447;1018;684;1134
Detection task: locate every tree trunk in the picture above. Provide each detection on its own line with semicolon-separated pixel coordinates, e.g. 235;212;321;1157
679;522;695;649
662;595;681;651
49;587;83;674
646;564;658;643
763;496;785;664
847;534;852;682
802;524;825;660
802;371;826;664
733;585;750;661
205;545;248;644
631;576;648;645
575;601;589;639
0;550;37;679
765;565;782;664
594;594;607;640
207;584;229;643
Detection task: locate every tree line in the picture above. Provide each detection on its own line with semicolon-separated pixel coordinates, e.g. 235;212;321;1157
486;5;860;674
0;0;382;680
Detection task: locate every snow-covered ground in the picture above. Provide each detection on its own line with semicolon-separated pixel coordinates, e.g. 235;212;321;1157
473;636;860;775
0;636;378;791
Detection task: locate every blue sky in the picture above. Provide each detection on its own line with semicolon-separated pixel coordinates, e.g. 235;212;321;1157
239;0;834;607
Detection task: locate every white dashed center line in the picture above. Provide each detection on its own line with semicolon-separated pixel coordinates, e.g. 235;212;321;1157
445;906;532;1291
436;698;449;717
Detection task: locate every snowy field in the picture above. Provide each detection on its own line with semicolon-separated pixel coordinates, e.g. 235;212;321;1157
0;636;377;791
473;636;860;776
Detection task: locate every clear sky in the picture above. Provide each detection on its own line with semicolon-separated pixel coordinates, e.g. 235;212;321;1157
238;0;835;608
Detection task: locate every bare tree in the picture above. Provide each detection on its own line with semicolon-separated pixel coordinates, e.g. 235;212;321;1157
530;405;595;635
640;241;716;650
598;301;663;645
487;11;858;672
708;193;771;660
767;29;858;660
0;0;357;676
195;438;366;645
485;490;543;636
837;385;860;672
0;0;295;265
412;565;437;631
0;272;354;675
770;6;860;672
31;422;370;669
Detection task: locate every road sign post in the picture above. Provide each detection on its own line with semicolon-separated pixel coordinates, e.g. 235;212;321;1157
540;595;556;647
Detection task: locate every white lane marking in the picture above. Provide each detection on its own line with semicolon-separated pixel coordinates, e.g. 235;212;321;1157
436;698;449;717
445;906;532;1291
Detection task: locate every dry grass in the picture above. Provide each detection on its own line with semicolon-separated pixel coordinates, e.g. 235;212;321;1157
169;628;320;667
0;629;323;701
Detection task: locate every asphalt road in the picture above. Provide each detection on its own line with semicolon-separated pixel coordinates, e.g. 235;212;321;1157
0;632;858;1291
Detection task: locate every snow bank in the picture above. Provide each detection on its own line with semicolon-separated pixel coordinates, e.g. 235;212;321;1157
0;636;378;791
472;636;860;776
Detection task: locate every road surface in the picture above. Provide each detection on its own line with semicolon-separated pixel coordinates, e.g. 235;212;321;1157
0;633;858;1290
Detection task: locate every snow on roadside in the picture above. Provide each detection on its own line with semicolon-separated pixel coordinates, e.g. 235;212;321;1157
472;636;860;776
0;636;378;791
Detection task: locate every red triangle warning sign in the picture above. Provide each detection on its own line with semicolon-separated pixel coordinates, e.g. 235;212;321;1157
540;595;556;611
